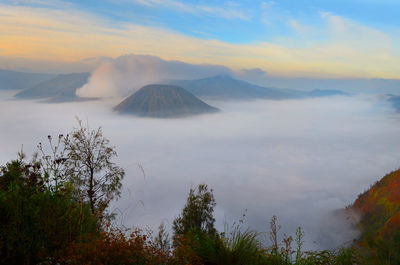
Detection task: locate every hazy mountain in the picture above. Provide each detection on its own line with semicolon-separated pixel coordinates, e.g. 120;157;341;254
0;69;55;90
386;94;400;112
252;76;400;95
168;75;292;99
306;89;348;98
168;75;346;100
15;73;90;102
114;84;219;118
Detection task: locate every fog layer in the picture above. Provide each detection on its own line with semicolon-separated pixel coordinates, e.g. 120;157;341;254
1;92;400;250
76;54;233;98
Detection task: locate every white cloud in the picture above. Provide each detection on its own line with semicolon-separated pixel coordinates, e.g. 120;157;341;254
288;12;391;54
76;54;233;98
261;1;276;9
236;68;268;81
130;0;251;20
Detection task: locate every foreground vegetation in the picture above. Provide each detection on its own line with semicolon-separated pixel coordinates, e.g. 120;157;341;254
0;121;397;264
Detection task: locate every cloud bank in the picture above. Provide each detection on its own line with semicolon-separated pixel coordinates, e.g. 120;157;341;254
76;54;233;98
1;92;399;250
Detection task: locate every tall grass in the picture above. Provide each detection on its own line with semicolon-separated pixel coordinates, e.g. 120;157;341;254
219;224;266;265
204;215;359;265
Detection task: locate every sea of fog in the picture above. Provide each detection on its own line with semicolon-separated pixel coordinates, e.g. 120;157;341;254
1;90;400;250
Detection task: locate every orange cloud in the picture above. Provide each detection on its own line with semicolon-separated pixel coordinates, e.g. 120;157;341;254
0;5;399;78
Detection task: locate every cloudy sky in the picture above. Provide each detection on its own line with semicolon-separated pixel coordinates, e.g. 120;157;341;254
1;0;400;78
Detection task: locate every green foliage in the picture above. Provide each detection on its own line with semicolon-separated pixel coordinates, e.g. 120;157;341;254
173;184;217;240
295;247;358;265
372;231;400;264
0;123;127;263
173;215;360;265
153;221;171;254
219;225;266;265
334;247;359;265
295;227;304;263
170;185;362;265
0;159;98;264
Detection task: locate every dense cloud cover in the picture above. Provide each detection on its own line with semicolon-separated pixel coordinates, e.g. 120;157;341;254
76;54;233;98
1;91;400;250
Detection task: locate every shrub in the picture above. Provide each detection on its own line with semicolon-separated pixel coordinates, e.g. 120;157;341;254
60;227;170;265
173;184;216;241
0;159;98;264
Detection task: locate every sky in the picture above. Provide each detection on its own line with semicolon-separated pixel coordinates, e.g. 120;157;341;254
1;0;400;78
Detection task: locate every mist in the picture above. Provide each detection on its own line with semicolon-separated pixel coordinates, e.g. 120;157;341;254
76;54;233;98
1;91;400;250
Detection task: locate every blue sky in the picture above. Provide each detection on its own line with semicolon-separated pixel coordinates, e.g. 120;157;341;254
9;0;398;43
1;0;399;78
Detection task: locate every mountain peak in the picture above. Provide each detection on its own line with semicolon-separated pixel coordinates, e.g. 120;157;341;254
114;84;219;118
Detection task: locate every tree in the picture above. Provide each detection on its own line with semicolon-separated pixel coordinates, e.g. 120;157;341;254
153;221;171;254
37;134;69;192
173;184;216;240
64;119;125;216
0;158;98;264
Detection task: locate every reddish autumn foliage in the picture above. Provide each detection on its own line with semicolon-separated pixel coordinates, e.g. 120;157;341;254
59;227;203;265
354;169;400;217
351;169;400;263
171;234;204;265
60;228;165;265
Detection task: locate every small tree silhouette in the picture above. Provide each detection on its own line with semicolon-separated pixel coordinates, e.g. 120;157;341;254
64;118;125;216
173;183;216;241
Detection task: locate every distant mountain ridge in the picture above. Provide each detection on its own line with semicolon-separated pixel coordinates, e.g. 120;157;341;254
306;89;348;98
114;84;219;118
4;68;347;103
168;75;346;100
15;73;90;102
0;69;56;90
168;75;296;99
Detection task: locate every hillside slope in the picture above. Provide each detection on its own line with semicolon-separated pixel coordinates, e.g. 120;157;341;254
168;75;346;100
0;69;55;90
15;73;90;102
168;75;298;100
350;169;400;262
